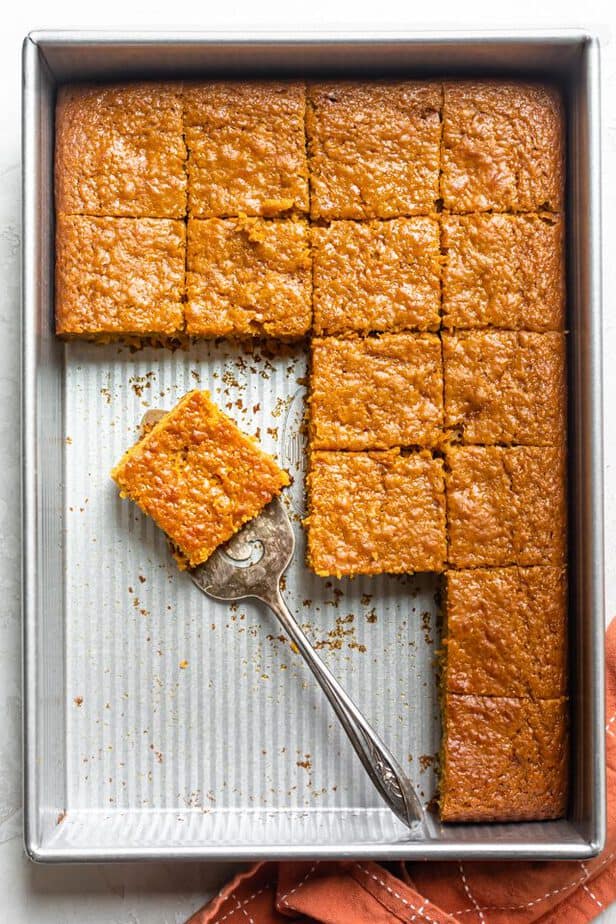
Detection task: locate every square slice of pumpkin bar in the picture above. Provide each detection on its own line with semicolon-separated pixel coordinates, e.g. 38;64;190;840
55;214;185;339
306;449;446;577
111;390;289;569
440;694;568;823
310;333;444;450
185;217;311;339
55;82;187;218
184;81;309;218
307;81;441;219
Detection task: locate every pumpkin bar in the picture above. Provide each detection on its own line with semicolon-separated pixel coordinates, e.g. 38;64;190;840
312;218;441;335
55;214;185;338
310;333;443;450
444;567;567;698
441;213;565;331
55;83;187;218
440;694;568;822
185;218;312;339
446;445;566;568
307;81;441;219
306;450;446;577
184;82;309;218
111;390;289;569
441;81;564;212
443;331;566;445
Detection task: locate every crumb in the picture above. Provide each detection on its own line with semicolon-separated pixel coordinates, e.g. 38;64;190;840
324;588;344;608
313;613;358;651
419;754;435;773
421;610;433;645
129;371;156;397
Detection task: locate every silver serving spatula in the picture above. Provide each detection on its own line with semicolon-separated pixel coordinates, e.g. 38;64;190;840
142;410;424;829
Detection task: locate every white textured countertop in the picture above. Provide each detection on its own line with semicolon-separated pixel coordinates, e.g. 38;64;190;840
2;2;616;921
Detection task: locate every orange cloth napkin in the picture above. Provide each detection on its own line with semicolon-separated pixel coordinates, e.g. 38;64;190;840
188;620;616;924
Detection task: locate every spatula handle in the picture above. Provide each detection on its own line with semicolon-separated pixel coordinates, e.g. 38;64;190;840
261;585;424;829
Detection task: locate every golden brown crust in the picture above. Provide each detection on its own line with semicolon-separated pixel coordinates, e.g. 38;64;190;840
306;450;447;576
310;333;444;450
446;445;567;568
184;81;309;218
185;217;311;339
111;390;289;569
443;331;566;445
307;81;441;219
312;218;441;335
55;83;187;218
55;214;185;337
441;213;565;331
440;695;568;822
441;81;564;212
444;567;567;698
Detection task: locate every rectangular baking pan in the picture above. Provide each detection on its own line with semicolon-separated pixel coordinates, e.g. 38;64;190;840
22;29;605;861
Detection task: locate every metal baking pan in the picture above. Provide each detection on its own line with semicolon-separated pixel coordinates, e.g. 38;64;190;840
22;29;605;861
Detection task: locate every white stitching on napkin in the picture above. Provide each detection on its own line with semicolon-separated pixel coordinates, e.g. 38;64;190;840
581;863;603;909
354;863;442;924
213;884;271;924
582;882;603;909
410;901;428;922
280;862;319;907
458;863;486;923
238;900;256;924
452;851;616;916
